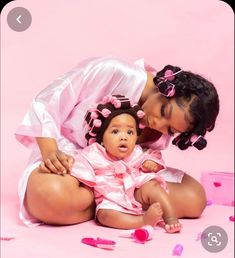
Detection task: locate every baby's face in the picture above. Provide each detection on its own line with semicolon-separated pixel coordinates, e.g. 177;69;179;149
102;113;138;160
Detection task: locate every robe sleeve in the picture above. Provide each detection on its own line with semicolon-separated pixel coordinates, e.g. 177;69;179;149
15;56;147;149
70;150;96;187
140;148;166;170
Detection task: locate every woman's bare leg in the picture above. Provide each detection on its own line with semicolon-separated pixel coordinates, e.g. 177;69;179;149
24;168;95;225
166;173;207;218
97;203;163;229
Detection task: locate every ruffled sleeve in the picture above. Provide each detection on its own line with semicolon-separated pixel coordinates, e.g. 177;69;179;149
139;148;166;169
126;145;165;169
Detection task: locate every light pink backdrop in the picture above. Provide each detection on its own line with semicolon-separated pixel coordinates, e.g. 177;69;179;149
1;0;234;203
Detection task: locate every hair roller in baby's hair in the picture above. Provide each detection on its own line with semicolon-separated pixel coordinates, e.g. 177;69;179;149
84;95;145;145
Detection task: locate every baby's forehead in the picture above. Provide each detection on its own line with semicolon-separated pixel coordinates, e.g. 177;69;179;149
109;113;137;126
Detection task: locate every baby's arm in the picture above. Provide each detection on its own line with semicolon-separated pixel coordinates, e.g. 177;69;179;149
141;160;164;172
139;147;165;173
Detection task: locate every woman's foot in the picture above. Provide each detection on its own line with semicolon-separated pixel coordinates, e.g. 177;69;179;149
143;202;163;226
164;217;182;233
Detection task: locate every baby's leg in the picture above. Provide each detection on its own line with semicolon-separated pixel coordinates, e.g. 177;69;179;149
135;180;181;233
97;205;162;229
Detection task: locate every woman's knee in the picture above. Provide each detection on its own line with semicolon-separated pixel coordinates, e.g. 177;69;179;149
181;176;207;217
25;170;95;223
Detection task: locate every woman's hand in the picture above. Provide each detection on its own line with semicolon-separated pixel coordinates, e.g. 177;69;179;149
141;160;163;173
36;137;74;175
40;150;75;175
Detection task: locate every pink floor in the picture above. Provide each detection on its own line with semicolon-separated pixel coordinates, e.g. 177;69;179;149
1;200;234;258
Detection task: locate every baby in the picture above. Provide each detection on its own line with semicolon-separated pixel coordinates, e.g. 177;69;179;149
72;95;181;233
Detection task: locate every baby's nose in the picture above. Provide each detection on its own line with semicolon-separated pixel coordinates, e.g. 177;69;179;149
120;132;127;140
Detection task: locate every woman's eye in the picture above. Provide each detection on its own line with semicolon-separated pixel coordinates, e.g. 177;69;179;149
160;105;165;117
111;129;119;134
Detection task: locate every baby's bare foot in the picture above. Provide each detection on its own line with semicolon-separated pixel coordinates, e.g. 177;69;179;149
143;202;163;226
164;217;182;233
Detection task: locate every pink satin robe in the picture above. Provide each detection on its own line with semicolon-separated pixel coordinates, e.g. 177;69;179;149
15;56;183;226
72;143;167;215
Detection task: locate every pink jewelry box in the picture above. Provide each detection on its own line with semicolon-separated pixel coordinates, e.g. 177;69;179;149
200;171;234;206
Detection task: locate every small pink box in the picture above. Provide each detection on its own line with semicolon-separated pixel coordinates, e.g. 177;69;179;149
200;171;234;206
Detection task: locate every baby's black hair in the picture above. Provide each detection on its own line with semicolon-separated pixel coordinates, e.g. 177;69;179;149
154;65;220;150
84;95;145;145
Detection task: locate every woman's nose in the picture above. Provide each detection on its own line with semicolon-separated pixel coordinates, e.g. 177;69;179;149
153;119;168;134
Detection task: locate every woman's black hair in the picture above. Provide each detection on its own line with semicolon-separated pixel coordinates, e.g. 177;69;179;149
153;65;220;150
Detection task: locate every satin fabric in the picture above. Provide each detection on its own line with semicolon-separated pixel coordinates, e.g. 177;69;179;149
72;143;167;215
15;56;174;226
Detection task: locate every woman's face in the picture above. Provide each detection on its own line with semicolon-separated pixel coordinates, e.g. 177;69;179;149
141;92;193;136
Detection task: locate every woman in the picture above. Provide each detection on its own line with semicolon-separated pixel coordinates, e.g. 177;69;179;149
15;56;219;226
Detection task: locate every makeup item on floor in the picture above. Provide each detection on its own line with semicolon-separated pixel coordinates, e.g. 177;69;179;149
0;236;15;241
81;237;116;250
119;225;154;243
172;244;183;256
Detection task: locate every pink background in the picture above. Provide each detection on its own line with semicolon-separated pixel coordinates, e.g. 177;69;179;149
1;1;234;258
1;0;234;200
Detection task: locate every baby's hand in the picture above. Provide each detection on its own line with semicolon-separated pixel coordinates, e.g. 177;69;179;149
141;160;162;173
40;150;74;175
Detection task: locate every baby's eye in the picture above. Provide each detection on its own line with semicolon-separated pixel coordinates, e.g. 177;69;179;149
127;129;134;135
111;129;119;134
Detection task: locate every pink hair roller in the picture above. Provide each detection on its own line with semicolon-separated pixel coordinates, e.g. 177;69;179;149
164;69;175;81
136;110;145;119
167;87;176;97
164;69;183;81
112;99;121;108
101;95;111;104
93;119;102;127
88;138;96;145
101;108;111;118
90;111;98;119
89;119;102;136
139;123;146;129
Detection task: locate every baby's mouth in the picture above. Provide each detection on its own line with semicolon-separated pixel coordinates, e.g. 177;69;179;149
118;144;128;152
